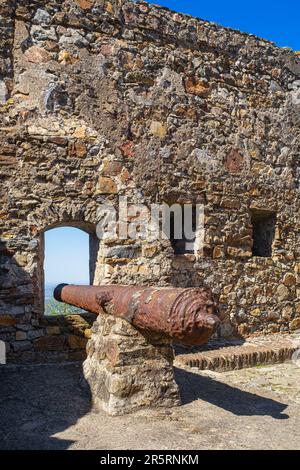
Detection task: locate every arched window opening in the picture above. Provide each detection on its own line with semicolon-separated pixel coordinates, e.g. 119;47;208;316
43;226;97;315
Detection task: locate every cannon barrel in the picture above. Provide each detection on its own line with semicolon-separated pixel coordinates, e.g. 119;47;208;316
54;284;220;346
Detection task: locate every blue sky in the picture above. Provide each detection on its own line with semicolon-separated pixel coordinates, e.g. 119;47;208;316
153;0;299;50
44;227;90;285
44;1;299;287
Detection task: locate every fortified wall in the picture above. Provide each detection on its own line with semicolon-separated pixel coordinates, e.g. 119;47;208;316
1;0;300;363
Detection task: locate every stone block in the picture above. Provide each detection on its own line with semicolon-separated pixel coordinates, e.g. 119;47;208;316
102;159;123;176
150;121;167;138
33;335;65;351
15;331;27;341
67;334;88;349
283;273;296;287
184;77;210;96
96;176;117;194
68;141;87;158
24;46;51;63
0;315;18;326
12;340;32;352
290;318;300;331
224;148;244;173
75;0;94;9
46;326;61;335
277;284;290;301
0;80;8;104
27;329;44;340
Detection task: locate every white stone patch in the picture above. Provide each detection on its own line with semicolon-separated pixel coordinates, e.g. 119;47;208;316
59;30;89;48
290;80;300;90
192;148;219;173
291;89;300;106
127;88;153;106
33;8;52;25
155;67;186;95
31;24;57;42
0;80;8;104
0;340;6;364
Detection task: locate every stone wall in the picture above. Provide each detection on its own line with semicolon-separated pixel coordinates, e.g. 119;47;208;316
0;311;95;363
1;0;300;362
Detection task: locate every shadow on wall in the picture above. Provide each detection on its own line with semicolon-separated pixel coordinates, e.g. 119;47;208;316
0;230;97;363
0;238;36;318
0;220;99;318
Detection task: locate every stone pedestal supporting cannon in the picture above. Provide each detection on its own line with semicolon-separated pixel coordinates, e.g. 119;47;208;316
54;284;220;415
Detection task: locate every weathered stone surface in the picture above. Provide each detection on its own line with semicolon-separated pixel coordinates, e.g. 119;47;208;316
0;316;18;327
101;159;123;176
58;50;78;65
1;0;300;363
119;141;134;158
27;329;44;340
277;284;290;302
184;77;210;96
250;308;261;317
67;334;87;349
46;326;61;335
290;318;300;331
149;121;167;138
0;81;8;104
12;340;32;352
33;8;51;25
283;273;296;287
282;305;294;320
212;246;223;259
104;245;141;259
224;149;244;174
15;331;27;341
68;141;87;158
33;335;65;351
175;334;300;372
75;0;94;10
83;314;181;415
24;45;51;63
96;176;117;194
220;197;241;210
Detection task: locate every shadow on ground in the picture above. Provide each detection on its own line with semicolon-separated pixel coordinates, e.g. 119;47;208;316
0;363;91;450
0;362;289;450
175;367;289;419
175;336;245;355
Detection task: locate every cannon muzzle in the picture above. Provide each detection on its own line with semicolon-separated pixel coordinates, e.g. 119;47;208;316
54;284;220;346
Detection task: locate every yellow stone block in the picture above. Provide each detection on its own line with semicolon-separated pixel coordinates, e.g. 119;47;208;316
250;308;261;317
150;121;167;139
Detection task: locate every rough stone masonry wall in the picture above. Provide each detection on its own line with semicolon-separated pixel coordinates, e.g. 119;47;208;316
0;0;300;362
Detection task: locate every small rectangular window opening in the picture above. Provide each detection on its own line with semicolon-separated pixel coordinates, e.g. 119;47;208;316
170;205;197;255
250;209;276;257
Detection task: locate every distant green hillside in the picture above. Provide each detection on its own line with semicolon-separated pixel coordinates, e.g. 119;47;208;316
44;284;86;316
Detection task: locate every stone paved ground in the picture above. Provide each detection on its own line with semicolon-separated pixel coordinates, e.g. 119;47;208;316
1;361;300;450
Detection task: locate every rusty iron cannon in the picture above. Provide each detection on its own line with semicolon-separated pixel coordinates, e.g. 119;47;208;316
54;284;220;346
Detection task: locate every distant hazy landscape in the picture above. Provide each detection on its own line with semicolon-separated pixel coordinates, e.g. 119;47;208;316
44;283;86;316
43;227;90;315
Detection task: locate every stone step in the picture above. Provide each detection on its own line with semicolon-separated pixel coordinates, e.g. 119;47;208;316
175;336;300;372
